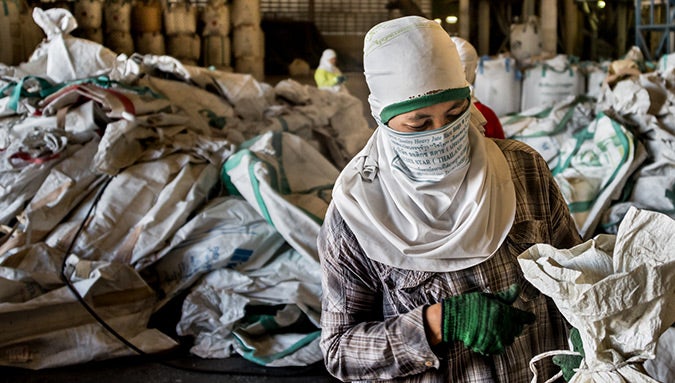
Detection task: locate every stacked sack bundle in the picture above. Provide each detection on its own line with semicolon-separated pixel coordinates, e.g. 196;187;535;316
200;0;231;71
579;59;611;100
104;0;134;55
73;0;104;44
164;0;200;65
230;0;264;81
7;0;267;79
473;55;522;117
132;0;165;55
509;15;544;67
0;0;43;66
520;54;586;112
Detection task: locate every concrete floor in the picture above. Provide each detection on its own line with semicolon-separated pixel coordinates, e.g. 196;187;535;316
0;352;340;383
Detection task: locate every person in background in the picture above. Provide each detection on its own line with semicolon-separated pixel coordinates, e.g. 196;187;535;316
314;48;347;92
451;36;506;139
318;16;582;382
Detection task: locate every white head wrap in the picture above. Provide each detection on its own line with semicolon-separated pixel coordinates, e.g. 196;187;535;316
364;17;470;124
318;48;340;74
450;36;479;85
332;16;516;272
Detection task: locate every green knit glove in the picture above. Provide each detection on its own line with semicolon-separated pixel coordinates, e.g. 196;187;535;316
552;327;584;382
441;284;536;355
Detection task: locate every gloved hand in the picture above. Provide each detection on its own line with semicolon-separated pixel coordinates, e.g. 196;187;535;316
552;327;584;382
336;75;346;84
441;284;536;355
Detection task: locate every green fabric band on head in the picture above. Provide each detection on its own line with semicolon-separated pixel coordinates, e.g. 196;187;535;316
380;87;471;124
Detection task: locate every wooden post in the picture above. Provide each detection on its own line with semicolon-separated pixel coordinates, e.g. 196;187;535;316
541;0;558;55
617;2;628;56
460;0;470;39
564;0;580;57
523;0;536;18
478;0;490;56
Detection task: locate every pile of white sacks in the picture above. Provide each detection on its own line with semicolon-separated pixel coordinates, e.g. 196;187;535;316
0;8;371;369
476;50;675;240
478;51;675;382
2;6;673;374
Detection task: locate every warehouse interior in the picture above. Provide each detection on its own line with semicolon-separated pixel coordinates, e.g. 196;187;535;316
1;0;675;382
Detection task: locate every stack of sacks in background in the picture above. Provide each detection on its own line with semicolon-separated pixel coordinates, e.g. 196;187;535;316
511;16;586;112
231;0;264;81
476;52;595;116
164;0;201;66
581;59;611;100
509;14;544;67
493;45;675;241
131;0;165;55
3;0;261;79
593;52;675;236
477;14;584;116
200;0;232;71
104;0;134;56
73;0;104;44
473;54;522;118
473;52;612;120
472;11;675;243
520;54;585;112
0;0;43;66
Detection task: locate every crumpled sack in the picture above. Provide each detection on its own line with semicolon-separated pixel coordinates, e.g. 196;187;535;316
552;112;646;239
176;247;322;367
18;8;119;84
221;131;340;261
142;196;287;310
518;206;675;383
0;254;177;369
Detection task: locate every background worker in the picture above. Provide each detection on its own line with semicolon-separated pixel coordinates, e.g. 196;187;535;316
314;48;347;92
451;36;506;139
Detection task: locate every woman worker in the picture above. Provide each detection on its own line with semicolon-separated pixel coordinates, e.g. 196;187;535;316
314;48;347;92
318;16;582;382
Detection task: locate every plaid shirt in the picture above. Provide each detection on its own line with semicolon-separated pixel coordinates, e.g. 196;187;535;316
318;139;582;382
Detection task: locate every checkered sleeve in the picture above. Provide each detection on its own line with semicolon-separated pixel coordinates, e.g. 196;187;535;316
318;204;440;382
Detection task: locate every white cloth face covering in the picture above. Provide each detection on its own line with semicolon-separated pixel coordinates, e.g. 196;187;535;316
383;106;472;182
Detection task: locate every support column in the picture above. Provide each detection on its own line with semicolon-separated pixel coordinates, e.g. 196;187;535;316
541;0;557;55
459;0;470;39
523;0;536;18
478;0;490;55
617;2;628;56
564;0;580;57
